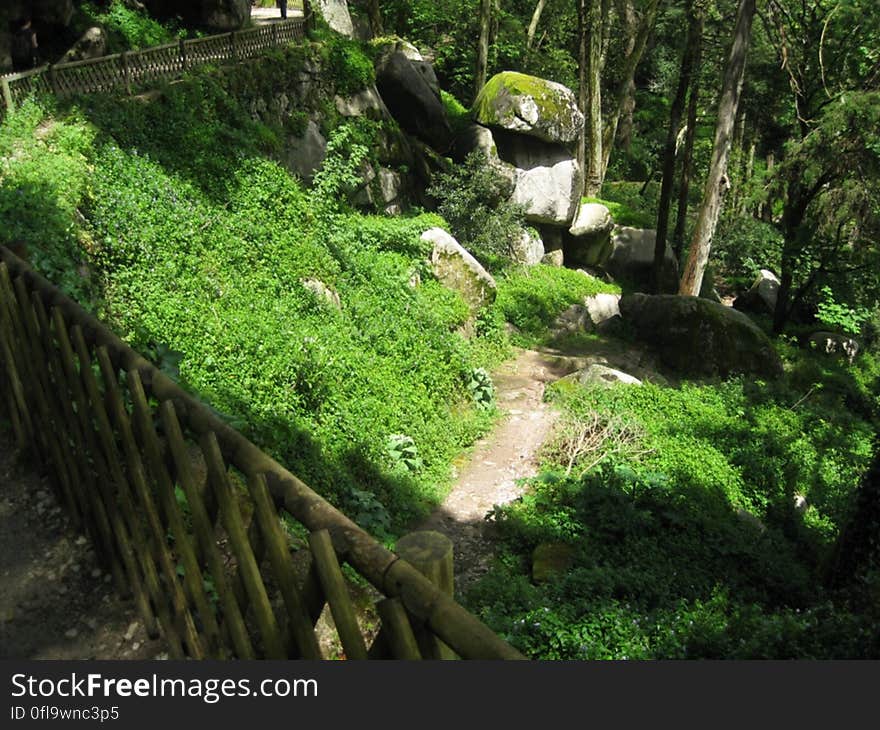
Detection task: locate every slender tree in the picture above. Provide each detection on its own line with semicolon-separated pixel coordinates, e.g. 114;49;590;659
600;0;662;180
580;0;605;196
679;0;757;296
475;0;493;99
526;0;548;51
366;0;383;36
652;0;702;292
672;6;703;258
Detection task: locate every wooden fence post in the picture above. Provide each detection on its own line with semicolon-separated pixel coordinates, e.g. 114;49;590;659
230;32;238;61
395;530;457;659
48;64;58;94
179;38;188;71
121;52;131;95
1;78;13;114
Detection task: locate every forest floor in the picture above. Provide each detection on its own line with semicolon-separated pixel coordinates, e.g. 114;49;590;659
417;335;664;597
0;435;166;660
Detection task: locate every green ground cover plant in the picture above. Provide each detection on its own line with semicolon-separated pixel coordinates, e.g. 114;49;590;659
466;349;880;658
0;48;614;540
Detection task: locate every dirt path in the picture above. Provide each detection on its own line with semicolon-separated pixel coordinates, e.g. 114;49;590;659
0;437;166;660
418;349;578;594
415;331;666;597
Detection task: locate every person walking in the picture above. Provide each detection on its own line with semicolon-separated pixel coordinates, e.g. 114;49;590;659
10;17;38;72
278;0;288;19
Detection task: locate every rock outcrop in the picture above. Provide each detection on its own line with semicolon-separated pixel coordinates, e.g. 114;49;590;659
60;26;107;64
510;229;545;266
467;72;584;235
374;40;452;152
619;294;783;378
574;364;642;387
286;120;327;183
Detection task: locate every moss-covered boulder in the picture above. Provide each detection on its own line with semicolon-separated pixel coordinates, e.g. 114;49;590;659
424;228;496;313
619;294;783;378
473;71;584;145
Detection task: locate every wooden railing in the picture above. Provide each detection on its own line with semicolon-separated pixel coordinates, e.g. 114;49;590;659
1;18;308;115
0;246;525;660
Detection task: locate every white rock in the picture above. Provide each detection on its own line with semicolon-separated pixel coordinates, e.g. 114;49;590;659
423;228;496;312
315;0;354;37
510;229;545;266
576;364;642;387
569;202;613;238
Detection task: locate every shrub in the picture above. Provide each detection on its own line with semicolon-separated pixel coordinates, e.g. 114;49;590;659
493;265;619;346
427;151;528;259
326;36;376;95
76;1;182;53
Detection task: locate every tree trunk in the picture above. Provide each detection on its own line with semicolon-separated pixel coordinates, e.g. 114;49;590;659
475;0;492;100
600;0;661;181
366;0;383;37
526;0;548;51
672;8;704;259
582;0;604;197
653;0;699;294
679;0;756;296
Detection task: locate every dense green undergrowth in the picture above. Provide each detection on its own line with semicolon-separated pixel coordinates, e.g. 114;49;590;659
466;349;880;658
0;63;602;538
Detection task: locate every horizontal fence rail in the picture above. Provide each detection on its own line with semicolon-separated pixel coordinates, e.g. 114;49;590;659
0;246;525;660
1;18;308;115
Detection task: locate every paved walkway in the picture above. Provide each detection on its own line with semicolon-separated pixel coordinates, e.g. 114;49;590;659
250;6;305;24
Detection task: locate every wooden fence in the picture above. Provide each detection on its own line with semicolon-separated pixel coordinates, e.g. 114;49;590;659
1;18;308;115
0;245;525;660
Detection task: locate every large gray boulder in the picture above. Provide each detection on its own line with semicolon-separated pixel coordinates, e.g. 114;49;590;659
423;228;496;312
511;229;545;266
474;71;584;145
316;0;354;37
494;131;580;226
375;41;452;152
201;0;250;30
604;226;678;293
565;202;615;267
286;120;327;183
619;294;783;378
334;84;389;120
734;269;780;316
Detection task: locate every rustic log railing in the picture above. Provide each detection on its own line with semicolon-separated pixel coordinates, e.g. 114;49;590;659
0;246;525;660
0;17;308;115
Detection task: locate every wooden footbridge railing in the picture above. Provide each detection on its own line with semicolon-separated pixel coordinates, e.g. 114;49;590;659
0;246;524;660
1;17;308;115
